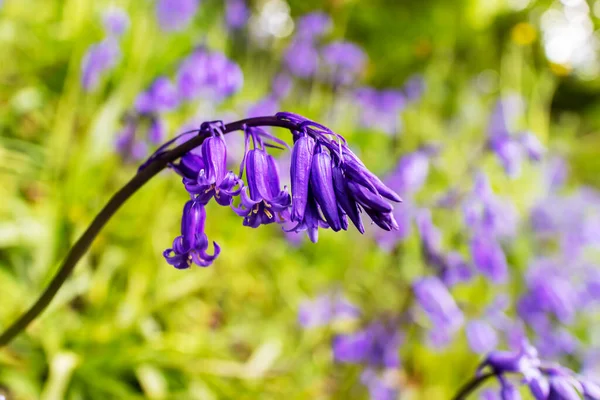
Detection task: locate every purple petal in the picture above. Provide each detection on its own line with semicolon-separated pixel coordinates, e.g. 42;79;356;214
290;135;315;221
310;151;342;231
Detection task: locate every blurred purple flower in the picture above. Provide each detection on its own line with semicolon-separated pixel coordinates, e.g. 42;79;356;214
333;321;402;368
415;209;445;270
225;0;249;29
247;96;279;118
489;136;524;178
177;49;243;100
156;0;200;32
470;232;508;283
321;41;367;85
488;95;524;138
102;7;130;37
463;172;518;238
284;40;319;78
441;252;473;287
487;96;543;177
517;258;581;327
298;292;360;328
271;73;292;99
135;77;179;114
355;87;406;135
413;276;464;341
295;12;332;40
403;75;426;102
360;368;401;400
466;320;498;354
519;131;545;161
385;151;429;194
115;119;148;162
81;39;120;91
374;198;413;251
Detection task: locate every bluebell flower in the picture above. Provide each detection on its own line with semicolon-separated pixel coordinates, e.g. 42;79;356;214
80;39;120;91
176;128;242;206
156;0;200;32
279;112;401;241
158;113;404;267
163;200;220;268
233;128;291;227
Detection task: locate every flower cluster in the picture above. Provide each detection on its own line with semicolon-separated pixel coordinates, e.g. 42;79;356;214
161;113;402;269
476;342;600;400
80;7;129;91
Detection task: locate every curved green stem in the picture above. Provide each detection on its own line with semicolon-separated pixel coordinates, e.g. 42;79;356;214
0;116;296;347
451;372;497;400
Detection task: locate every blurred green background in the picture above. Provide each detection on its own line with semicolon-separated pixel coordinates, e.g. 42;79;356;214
1;0;600;399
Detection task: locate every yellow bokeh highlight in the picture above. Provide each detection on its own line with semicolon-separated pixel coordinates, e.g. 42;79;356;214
511;22;537;46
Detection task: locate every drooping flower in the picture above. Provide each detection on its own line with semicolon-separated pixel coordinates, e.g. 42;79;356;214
163;200;220;268
81;39;121;91
175;126;242;206
156;113;404;267
280;112;401;241
233;128;291;227
156;0;200;32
